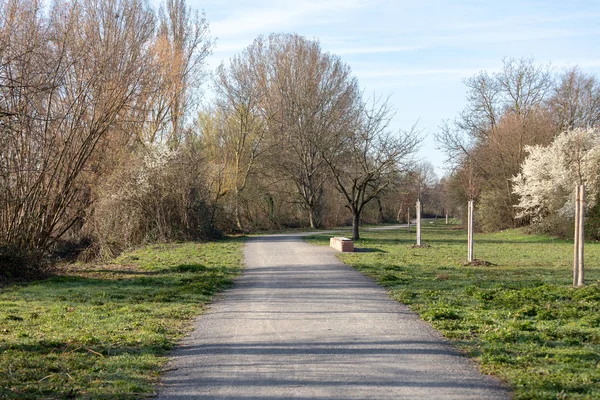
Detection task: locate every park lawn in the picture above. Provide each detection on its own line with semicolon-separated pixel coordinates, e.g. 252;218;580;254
306;223;600;400
0;239;244;399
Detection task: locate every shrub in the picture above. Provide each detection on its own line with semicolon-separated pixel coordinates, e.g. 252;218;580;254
477;189;517;232
0;245;51;281
89;142;220;258
513;128;600;239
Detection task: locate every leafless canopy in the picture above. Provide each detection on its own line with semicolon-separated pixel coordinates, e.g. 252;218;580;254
324;96;422;240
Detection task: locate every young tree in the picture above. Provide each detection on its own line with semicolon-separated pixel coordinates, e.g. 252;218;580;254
324;97;421;240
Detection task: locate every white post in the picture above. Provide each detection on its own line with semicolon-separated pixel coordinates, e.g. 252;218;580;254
467;200;474;262
416;200;421;246
445;212;449;224
407;207;410;232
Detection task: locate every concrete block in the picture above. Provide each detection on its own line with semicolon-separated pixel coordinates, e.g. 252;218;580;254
330;237;354;252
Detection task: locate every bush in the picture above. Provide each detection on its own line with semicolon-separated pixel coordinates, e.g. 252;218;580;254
476;189;517;232
0;245;51;281
513;128;600;236
89;142;221;259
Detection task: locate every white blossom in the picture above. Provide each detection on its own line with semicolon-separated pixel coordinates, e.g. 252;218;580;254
513;128;600;221
135;143;179;190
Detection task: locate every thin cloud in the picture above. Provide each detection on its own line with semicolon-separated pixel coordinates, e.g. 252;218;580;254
354;67;489;80
329;26;600;56
553;59;600;70
334;44;425;55
445;11;600;31
210;0;372;39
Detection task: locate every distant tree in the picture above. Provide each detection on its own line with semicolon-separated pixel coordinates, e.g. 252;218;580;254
413;161;437;202
212;42;271;231
549;67;600;132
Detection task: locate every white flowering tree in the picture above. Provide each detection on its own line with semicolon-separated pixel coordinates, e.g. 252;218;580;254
513;128;600;224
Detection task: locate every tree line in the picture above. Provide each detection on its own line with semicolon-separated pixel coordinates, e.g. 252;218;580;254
0;0;424;278
437;58;600;239
5;0;595;280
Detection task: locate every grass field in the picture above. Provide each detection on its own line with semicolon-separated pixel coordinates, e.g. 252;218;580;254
0;239;244;399
306;223;600;400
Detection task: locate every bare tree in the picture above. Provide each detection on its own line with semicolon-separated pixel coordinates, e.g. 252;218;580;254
0;0;156;250
436;57;555;231
438;57;553;165
212;40;271;231
324;97;421;240
140;0;212;145
549;67;600;131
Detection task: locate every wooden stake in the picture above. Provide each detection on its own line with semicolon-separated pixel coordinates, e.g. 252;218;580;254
573;184;585;287
467;200;474;262
578;185;585;287
574;185;580;287
416;200;421;246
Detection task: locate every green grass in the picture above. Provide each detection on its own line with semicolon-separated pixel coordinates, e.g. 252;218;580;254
306;223;600;400
0;239;244;399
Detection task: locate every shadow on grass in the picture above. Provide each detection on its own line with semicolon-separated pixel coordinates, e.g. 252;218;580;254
355;236;569;246
353;248;386;253
14;266;239;305
0;255;242;399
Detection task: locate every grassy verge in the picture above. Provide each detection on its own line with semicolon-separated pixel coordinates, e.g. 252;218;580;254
0;239;244;399
306;223;600;399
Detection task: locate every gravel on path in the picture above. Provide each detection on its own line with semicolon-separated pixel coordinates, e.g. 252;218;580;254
156;233;510;399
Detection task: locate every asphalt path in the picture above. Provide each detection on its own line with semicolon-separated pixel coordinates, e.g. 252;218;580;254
157;232;510;399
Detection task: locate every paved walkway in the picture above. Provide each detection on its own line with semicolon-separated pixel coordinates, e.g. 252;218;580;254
157;233;510;399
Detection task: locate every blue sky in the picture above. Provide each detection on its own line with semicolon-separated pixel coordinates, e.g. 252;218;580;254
178;0;600;176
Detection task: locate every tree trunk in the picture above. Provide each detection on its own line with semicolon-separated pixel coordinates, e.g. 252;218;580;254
308;208;318;229
352;211;360;240
578;185;585;286
574;186;580;286
574;184;585;287
416;200;421;246
234;191;244;231
376;196;385;223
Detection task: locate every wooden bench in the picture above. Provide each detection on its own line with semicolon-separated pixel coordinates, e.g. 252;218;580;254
330;237;354;252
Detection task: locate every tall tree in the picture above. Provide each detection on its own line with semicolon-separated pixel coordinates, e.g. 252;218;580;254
212;40;270;231
265;34;359;228
141;0;212;145
436;57;556;230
